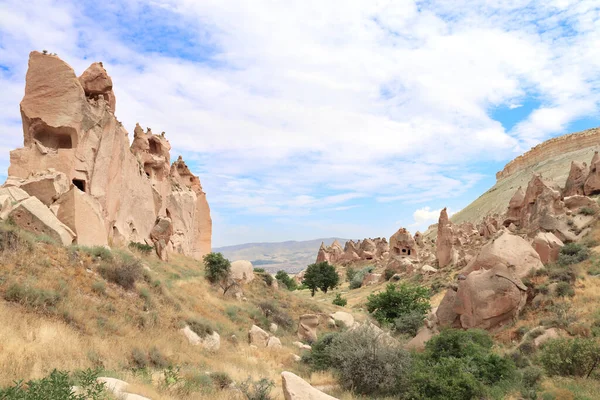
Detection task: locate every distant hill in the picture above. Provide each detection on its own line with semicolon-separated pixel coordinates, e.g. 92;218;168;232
213;238;350;273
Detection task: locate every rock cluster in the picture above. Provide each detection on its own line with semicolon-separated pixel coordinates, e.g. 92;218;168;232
316;238;389;264
2;51;211;259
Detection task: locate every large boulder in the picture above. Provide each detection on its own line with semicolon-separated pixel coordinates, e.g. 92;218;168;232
267;336;282;349
330;311;354;328
462;231;543;278
298;314;319;343
281;371;338;400
533;232;564;264
53;187;107;246
248;325;270;347
436;289;460;328
8;196;75;245
4;170;69;206
454;264;527;330
78;62;116;112
180;326;220;351
230;260;255;284
149;217;173;260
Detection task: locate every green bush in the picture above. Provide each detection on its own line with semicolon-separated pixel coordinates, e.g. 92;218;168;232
131;347;148;368
275;270;297;290
521;366;544;398
0;369;107;400
258;302;293;330
82;246;113;261
302;261;339;296
346;267;356;282
366;283;430;325
580;207;596;216
554;281;575;297
210;372;233;389
302;332;340;371
557;243;590;266
349;266;373;289
393;310;425;336
203;252;231;284
187;318;214;338
328;325;411;396
261;273;274;286
128;241;154;254
332;293;347;307
539;338;600;377
238;377;275;400
253;268;265;273
149;346;169;368
4;283;62;311
0;227;32;253
98;255;142;290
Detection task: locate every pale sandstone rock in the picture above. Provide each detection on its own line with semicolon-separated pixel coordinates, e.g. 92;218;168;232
78;62;116;112
421;265;438;274
248;325;270;347
97;377;150;400
9;196;75;245
584;151;600;195
293;341;312;350
436;208;456;268
298;314;319;343
292;354;302;362
230;260;255;284
564;161;589;196
267;336;282;349
270;323;278;333
462;230;543;278
281;371;339;400
533;328;562;348
180;326;220;351
436;289;460;328
533;232;564;264
405;326;435;351
4;170;69;206
330;311;354;328
454;264;527;330
54;187;107;246
389;227;418;258
150;217;173;261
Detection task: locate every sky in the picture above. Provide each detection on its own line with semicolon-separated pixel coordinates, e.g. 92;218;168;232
1;0;600;247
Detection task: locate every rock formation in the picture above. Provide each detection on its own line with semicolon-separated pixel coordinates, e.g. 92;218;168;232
281;371;338;400
564;161;589;196
389;228;418;259
436;208;456;268
297;314;319;343
533;232;564;264
230;260;255;284
2;51;211;259
315;238;389;265
584;151;600;195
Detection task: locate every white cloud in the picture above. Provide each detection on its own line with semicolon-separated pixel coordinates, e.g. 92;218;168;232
408;207;457;231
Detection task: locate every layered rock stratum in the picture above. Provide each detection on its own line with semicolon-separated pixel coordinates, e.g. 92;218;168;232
1;51;211;259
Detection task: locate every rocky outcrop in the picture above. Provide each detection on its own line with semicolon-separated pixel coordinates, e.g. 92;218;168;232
533;232;564;264
180;325;220;351
316;238;389;265
564;161;589;196
330;312;354;328
298;314;319;343
496;128;600;180
248;325;270;347
150;217;173;261
3;52;212;258
281;371;338;400
584;151;600;195
230;260;255;284
436;208;456;268
454;264;527;330
389;228;418;259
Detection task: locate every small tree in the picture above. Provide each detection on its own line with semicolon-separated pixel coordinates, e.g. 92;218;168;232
332;293;347;307
302;261;339;296
203;253;237;294
366;283;430;325
275;270;297;290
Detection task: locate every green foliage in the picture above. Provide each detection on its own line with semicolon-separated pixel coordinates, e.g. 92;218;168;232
384;268;395;281
557;243;590;266
332;293;347;307
408;329;517;400
0;369;107;400
187;318;214;338
128;241;154;254
261;273;273;286
97;254;142;290
302;332;340;371
346;267;356;282
238;377;275;400
160;365;181;390
393;310;425;337
0;226;33;253
302;261;339;296
203;252;231;284
210;372;233;389
275;270;297;290
554;281;575;297
253;268;266;273
82;246;113;261
3;283;62;311
521;366;544;399
327;326;411;396
349;266;374;289
257;302;293;330
539;338;600;377
580;207;596;216
366;283;430;325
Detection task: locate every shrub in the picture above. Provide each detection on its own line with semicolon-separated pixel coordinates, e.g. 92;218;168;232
0;369;107;400
384;268;395;281
149;346;169;368
128;241;154;254
539;338;600;377
131;347;148;368
554;281;575;297
187;318;214;338
557;243;590;266
4;283;62;311
393;310;425;336
0;227;32;253
86;246;113;261
302;332;340;371
91;281;106;296
346;267;356;282
580;207;596;216
203;252;231;284
349;266;374;289
258;302;293;330
547;264;576;283
302;261;339;296
366;283;430;325
328;325;411;395
238;377;275;400
98;255;142;290
210;372;233;389
261;273;273;286
332;293;347;307
521;366;544;399
253;268;265;273
275;270;297;290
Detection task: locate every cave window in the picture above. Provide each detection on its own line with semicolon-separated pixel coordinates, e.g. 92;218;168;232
34;130;73;149
402;248;407;253
407;249;411;255
72;179;86;192
149;140;159;154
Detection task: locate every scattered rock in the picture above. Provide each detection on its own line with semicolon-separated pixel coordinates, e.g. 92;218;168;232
270;323;278;333
248;325;270;347
267;336;282;349
8;196;75;245
297;314;319;343
281;371;338;400
330;311;354;328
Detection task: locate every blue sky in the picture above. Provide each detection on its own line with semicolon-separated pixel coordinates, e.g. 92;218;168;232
1;0;600;247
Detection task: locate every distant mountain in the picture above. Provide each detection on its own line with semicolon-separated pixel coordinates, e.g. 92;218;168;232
213;238;350;273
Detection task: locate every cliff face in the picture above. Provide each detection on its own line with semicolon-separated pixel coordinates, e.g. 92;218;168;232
497;128;600;180
4;51;211;259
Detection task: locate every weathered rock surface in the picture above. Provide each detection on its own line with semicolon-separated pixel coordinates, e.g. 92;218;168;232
150;217;173;261
298;314;319;343
389;228;418;258
267;336;282;349
3;51;211;258
533;232;564;264
180;326;221;351
97;377;151;400
281;371;338;400
8;196;75;245
436;208;456;268
53;187;107;246
230;260;255;284
330;312;354;328
564;161;589;196
248;325;270;347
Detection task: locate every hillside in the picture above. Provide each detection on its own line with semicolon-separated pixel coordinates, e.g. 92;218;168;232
214;238;350;273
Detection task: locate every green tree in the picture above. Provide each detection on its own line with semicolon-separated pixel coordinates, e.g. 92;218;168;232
332;293;347;307
366;283;430;325
203;253;234;295
302;262;339;296
275;270;297;290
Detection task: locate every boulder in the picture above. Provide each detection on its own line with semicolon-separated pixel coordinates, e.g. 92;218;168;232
8;196;75;245
454;264;527;330
330;311;354;328
462;231;543;278
421;265;438;274
230;260;255;284
269;323;278;333
150;217;173;261
4;170;69;206
298;314;319;343
78;62;116;112
533;328;562;348
267;336;282;349
293;341;312;351
533;232;564;264
405;326;435;351
564;195;599;211
248;325;270;347
281;371;339;400
180;326;220;351
436;289;460;328
97;377;150;400
53;187;107;246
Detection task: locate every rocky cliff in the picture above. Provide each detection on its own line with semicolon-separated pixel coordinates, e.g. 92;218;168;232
2;51;211;259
